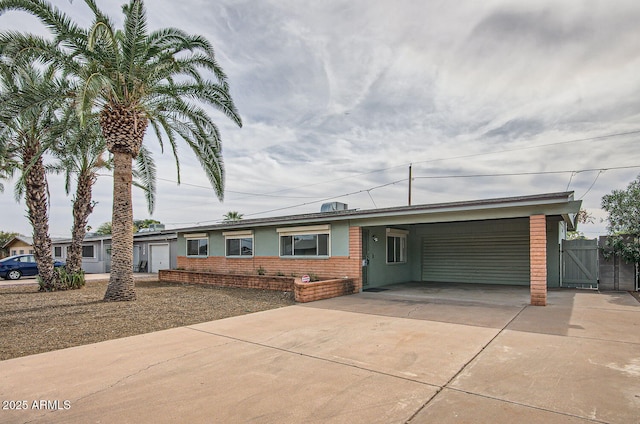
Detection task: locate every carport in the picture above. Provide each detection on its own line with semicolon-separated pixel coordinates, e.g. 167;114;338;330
351;192;581;306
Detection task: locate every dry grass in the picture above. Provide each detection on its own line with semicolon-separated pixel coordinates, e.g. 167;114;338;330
0;280;294;361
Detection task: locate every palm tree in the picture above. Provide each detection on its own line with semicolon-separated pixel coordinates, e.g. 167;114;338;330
0;0;242;301
0;62;67;290
48;111;108;275
223;211;244;222
49;110;156;276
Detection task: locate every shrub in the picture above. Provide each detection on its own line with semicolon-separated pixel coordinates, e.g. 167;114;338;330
38;268;86;291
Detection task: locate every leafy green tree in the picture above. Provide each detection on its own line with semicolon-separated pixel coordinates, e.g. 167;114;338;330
1;0;242;301
0;230;19;257
567;209;595;240
223;211;243;222
601;175;640;270
133;218;161;231
94;221;112;235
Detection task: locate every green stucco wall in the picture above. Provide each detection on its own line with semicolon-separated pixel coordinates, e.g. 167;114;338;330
177;222;351;258
362;225;413;287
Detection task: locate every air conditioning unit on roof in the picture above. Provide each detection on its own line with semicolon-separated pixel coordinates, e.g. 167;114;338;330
320;202;348;212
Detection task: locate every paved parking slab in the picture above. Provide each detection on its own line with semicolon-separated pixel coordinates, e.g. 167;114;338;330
0;319;437;424
303;292;525;329
1;286;639;423
449;329;640;424
412;388;595;423
191;306;499;386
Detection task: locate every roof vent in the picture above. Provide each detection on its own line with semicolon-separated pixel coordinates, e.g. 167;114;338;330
321;202;348;212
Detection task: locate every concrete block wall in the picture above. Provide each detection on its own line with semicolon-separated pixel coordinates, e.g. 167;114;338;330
598;236;637;291
530;215;547;306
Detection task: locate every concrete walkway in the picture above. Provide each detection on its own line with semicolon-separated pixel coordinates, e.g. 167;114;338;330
1;285;639;423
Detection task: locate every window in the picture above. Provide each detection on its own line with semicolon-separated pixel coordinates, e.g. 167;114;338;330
223;231;253;257
54;246;62;257
82;245;95;258
11;250;16;256
277;225;330;257
19;249;24;254
29;249;34;254
185;234;208;257
386;228;408;264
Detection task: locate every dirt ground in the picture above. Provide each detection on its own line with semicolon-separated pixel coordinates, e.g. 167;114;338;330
0;280;295;361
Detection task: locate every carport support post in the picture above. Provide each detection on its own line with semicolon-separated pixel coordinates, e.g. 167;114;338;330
530;215;547;306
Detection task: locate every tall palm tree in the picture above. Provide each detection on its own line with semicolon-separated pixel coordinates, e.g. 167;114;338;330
0;0;242;301
48;111;108;275
50;111;157;275
0;62;67;290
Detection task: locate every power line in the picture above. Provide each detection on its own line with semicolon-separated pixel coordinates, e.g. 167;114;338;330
578;170;604;200
104;128;640;204
161;164;640;226
412;165;640;180
227;128;640;198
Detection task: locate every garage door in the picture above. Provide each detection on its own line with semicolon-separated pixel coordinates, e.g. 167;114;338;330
150;244;170;273
421;219;530;285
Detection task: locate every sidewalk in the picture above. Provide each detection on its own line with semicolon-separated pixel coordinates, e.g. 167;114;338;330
1;288;639;423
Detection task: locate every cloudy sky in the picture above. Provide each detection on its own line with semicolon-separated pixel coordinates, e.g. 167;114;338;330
1;0;640;238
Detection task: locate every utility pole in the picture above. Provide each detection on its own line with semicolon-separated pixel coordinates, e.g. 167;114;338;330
408;163;412;206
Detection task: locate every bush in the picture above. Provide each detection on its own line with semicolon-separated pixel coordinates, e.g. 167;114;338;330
38;268;86;291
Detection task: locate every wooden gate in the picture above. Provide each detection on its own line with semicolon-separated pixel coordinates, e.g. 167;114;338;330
561;239;598;288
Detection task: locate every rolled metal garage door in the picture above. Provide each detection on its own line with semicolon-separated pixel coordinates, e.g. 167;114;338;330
421;219;530;285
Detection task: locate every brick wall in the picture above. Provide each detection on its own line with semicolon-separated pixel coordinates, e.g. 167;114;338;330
176;226;363;292
159;269;294;291
294;278;357;303
159;270;358;303
530;215;547;306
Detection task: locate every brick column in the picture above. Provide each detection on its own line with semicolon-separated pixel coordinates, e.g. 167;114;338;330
530;215;547;306
349;227;363;292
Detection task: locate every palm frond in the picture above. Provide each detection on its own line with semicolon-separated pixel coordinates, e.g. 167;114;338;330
133;144;156;214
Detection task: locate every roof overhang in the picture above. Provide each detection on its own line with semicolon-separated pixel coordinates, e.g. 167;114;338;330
175;192;582;233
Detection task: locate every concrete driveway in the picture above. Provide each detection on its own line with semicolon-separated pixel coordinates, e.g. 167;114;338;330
1;284;639;423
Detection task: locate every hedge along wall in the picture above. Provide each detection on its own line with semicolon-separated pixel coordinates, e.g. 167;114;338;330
176;226;363;292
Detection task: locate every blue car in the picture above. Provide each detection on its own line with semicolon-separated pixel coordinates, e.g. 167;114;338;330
0;254;65;280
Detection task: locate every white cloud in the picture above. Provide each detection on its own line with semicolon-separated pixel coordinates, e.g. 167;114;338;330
1;0;640;239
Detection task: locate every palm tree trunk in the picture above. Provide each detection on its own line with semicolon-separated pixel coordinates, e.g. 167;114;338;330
66;170;95;274
23;141;59;291
103;152;135;301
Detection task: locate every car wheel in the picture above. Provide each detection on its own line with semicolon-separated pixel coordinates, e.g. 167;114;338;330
7;269;22;280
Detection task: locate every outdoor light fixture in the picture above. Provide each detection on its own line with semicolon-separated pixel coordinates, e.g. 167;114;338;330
372;235;379;242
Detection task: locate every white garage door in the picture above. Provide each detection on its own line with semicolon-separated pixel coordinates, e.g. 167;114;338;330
150;244;170;273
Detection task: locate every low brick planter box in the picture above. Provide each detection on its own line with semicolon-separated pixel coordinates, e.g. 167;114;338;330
294;278;357;303
159;270;358;303
159;269;294;292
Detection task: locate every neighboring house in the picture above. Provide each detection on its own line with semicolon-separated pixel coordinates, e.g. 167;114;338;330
51;228;177;273
3;235;35;257
173;192;581;306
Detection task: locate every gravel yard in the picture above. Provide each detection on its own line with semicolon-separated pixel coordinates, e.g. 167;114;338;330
0;280;294;361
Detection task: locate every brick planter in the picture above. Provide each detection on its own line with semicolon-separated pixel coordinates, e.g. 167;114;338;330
159;269;294;292
159;270;358;303
294;278;357;303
